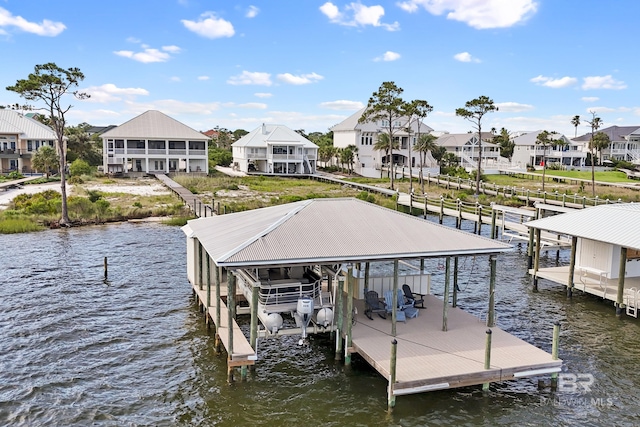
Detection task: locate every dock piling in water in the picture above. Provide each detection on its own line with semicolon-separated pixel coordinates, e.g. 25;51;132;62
483;328;492;391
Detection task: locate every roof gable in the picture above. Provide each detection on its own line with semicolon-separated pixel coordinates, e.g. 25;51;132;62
232;124;318;148
101;110;207;140
0;110;57;139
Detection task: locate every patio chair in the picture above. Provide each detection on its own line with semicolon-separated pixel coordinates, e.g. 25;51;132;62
364;290;387;320
402;284;426;309
384;289;414;322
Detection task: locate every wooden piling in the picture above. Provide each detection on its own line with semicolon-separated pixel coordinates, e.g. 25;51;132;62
487;255;496;328
490;208;497;239
227;271;236;382
442;257;450;332
439;197;444;224
392;260;399;337
567;236;577;297
453;257;459;308
551;321;560;389
483;329;492;391
345;266;354;365
215;266;221;352
103;257;108;278
616;247;628;316
249;284;259;362
388;339;398;410
335;275;344;360
533;228;541;291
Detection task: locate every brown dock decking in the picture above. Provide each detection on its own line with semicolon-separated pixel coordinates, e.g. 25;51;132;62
191;283;256;366
349;295;561;395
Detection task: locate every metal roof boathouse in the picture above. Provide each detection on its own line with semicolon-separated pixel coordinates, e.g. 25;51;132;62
182;198;562;407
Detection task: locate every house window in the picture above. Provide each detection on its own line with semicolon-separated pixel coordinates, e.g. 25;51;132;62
27;141;33;151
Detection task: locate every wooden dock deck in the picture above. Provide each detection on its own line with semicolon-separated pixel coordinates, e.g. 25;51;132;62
350;295;561;395
191;283;256;366
533;265;640;304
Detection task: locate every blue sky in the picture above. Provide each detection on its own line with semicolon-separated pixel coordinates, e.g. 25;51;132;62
1;0;638;137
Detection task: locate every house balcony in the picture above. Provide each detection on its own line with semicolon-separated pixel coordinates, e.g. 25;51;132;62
269;154;303;161
168;149;186;155
189;149;206;156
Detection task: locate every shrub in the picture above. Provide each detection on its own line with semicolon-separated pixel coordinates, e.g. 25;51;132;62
356;191;376;203
68;176;84;184
67;196;95;218
7;171;24;179
87;190;103;203
69;159;92;176
12;190;61;215
95;199;110;217
133;201;143;208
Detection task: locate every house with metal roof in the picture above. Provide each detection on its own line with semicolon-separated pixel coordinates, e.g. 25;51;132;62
101;110;208;175
526;203;640;316
511;130;586;170
231;124;317;174
573;125;640;164
330;108;437;178
0;109;57;174
182;198;562;400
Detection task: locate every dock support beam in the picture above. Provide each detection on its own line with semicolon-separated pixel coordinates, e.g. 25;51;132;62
345;265;354;365
197;241;203;291
490;208;497;239
567;236;577;297
453;257;459;308
442;257;451;332
364;262;370;294
483;329;492;391
206;255;211;314
249;283;259;371
550;321;560;389
487;255;497;328
616;247;628;316
215;266;221;352
388;339;398;410
533;228;541;291
227;271;236;382
527;224;535;269
335;275;344;360
392;260;399;337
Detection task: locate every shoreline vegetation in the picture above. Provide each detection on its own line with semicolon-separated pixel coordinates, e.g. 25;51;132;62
1;168;639;234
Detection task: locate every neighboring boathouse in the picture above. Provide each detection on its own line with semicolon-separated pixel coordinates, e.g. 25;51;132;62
527;203;640;316
182;198;562;406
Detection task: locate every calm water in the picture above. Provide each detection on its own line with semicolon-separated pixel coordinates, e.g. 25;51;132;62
1;219;639;426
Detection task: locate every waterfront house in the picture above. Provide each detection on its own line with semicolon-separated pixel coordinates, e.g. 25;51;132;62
573;125;640;164
101;110;209;175
330;108;437;178
526;203;640;316
231;124;317;174
0;109;58;174
434;132;503;171
511;130;586;169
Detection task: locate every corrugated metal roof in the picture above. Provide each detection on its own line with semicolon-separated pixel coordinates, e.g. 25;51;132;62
573;125;640;142
232;124;318;148
525;203;640;250
184;198;512;267
101;110;208;140
0;110;57;139
512;130;574;147
436;132;497;148
329;108;434;134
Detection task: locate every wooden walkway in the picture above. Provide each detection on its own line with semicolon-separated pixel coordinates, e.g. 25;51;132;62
350;295;561;394
191;282;256;366
154;173;214;217
0;175;43;191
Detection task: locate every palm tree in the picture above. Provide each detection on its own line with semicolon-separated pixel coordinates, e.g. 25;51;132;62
571;115;581;138
373;133;399;179
414;133;438;194
586;112;603;196
535;131;567;192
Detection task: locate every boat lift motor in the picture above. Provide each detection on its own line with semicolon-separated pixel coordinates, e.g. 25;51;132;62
295;297;314;345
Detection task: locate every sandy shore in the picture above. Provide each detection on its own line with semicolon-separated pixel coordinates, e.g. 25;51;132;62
0;179;171;210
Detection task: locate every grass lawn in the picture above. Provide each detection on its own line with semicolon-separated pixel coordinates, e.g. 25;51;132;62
542;169;630;183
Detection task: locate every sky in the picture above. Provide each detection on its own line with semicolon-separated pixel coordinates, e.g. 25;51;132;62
1;0;638;138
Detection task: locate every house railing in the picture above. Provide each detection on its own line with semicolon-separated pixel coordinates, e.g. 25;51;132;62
269;154;303;160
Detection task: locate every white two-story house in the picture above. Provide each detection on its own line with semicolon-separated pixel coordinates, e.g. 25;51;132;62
573;125;640;164
101;110;208;175
232;124;317;174
330;107;437;178
434;132;502;171
0;109;57;174
511;130;586;169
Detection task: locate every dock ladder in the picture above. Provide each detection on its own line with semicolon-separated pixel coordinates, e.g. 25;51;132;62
625;288;638;318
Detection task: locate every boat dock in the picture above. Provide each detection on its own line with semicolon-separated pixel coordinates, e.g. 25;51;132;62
349;295;561;395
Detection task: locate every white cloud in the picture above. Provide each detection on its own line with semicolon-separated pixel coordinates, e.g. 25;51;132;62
0;7;66;36
162;45;181;53
227;71;272;86
530;75;577;88
82;84;149;103
181;12;235;39
453;52;480;63
254;92;273;98
581;96;599;102
495;102;534;112
374;51;401;62
320;100;365;110
198;76;210;81
170;76;181;82
113;43;181;63
320;2;399;31
246;6;260;18
582;75;627;90
237;102;268;109
277;72;324;85
397;0;538;29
